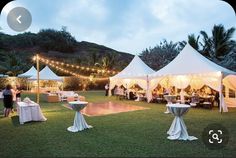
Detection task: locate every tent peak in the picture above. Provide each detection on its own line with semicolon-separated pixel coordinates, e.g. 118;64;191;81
110;54;155;79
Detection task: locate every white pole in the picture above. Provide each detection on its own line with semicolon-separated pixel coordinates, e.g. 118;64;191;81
225;86;229;98
36;54;40;104
219;72;223;113
146;75;151;103
108;78;112;96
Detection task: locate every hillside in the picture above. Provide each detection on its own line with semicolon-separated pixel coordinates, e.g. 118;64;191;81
0;29;134;76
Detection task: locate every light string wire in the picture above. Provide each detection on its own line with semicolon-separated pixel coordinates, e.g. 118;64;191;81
34;55;116;81
37;56;118;74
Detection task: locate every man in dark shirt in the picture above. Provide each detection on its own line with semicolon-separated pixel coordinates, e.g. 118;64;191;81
215;91;220;108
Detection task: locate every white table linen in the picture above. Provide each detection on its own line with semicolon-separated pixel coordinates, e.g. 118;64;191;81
17;101;47;124
67;101;92;132
0;92;3;99
167;104;197;141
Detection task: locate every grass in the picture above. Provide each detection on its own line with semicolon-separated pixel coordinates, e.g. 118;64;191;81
0;91;236;157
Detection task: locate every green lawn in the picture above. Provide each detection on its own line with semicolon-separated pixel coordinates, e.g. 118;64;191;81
0;91;236;157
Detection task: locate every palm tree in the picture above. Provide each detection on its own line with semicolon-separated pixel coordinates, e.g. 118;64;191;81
178;34;200;51
0;51;27;76
212;24;235;59
95;52;117;70
178;41;187;51
200;24;236;60
199;31;212;57
187;34;200;51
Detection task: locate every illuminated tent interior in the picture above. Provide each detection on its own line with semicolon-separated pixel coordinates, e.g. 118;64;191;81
109;55;155;95
29;66;63;92
147;43;236;112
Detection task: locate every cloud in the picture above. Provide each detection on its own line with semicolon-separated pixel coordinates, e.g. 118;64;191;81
0;0;235;55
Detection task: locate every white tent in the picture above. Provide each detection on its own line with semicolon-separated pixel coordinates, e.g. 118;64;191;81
109;55;155;95
29;66;62;81
0;74;8;77
18;66;37;77
148;43;236;112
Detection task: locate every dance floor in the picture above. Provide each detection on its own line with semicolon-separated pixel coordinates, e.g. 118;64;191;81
63;101;149;116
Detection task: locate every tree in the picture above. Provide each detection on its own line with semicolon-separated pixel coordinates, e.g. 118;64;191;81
38;27;77;52
200;24;236;60
199;31;211;57
0;51;27;76
90;52;99;66
178;34;200;51
187;34;200;51
139;40;179;70
95;52;117;70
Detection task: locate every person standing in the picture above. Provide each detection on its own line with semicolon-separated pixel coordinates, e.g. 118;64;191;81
15;84;22;102
105;83;109;96
11;85;17;113
2;84;13;117
214;91;220;108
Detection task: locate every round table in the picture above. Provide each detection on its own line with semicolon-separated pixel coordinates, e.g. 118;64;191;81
167;104;197;141
164;95;177;114
67;101;92;132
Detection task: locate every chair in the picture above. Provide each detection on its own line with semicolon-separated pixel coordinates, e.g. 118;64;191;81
202;102;212;109
190;95;200;107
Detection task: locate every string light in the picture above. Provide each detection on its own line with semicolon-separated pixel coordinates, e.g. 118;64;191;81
35;55;113;81
36;56;118;74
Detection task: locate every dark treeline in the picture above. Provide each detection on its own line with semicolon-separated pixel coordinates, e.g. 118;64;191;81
0;27;133;76
0;24;235;77
140;24;236;71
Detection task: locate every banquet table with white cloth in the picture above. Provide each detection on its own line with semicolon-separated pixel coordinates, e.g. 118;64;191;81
167;104;198;141
17;101;47;124
67;101;92;132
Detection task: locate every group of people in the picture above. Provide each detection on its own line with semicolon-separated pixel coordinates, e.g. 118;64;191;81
2;84;22;117
151;85;220;107
107;84;146;101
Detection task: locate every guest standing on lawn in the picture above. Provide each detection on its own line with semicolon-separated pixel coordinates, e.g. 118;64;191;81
214;91;220;108
105;83;109;96
16;84;22;102
2;84;13;117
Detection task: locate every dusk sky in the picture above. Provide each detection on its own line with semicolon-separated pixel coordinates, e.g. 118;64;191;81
0;0;235;54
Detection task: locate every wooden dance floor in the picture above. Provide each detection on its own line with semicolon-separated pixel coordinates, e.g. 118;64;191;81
63;101;149;116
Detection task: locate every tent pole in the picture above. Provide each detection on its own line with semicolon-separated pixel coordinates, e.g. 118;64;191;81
27;80;29;91
219;72;223;114
62;77;64;91
108;78;112;97
146;75;150;103
36;54;40;104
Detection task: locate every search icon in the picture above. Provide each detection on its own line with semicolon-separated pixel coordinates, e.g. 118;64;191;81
212;133;219;140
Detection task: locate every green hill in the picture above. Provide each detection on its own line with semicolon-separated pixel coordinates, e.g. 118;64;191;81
0;29;134;76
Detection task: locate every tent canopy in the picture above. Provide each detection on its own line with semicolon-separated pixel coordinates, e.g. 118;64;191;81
109;55;155;93
110;55;155;79
18;66;37;77
149;43;235;78
147;43;236;112
29;66;62;81
0;74;8;77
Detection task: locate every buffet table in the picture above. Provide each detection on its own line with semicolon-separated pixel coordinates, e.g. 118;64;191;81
67;101;92;132
17;101;47;124
167;104;197;141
